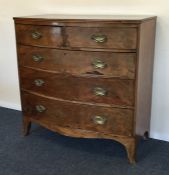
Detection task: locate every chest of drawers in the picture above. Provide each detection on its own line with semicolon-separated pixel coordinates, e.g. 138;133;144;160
14;15;156;163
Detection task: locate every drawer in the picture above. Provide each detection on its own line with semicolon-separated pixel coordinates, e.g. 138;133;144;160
18;45;136;79
22;92;134;136
20;68;135;107
15;24;63;47
66;27;137;49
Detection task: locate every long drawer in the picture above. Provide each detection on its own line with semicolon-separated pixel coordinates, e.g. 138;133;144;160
18;45;136;79
20;67;135;107
22;92;134;136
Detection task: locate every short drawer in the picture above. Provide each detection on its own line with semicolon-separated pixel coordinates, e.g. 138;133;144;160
18;45;136;79
15;24;63;47
20;68;135;107
22;92;134;136
66;27;137;49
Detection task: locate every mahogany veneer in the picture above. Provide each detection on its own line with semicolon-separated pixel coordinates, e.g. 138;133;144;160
14;14;156;163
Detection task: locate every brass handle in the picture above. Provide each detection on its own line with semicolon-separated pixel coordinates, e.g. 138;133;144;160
31;31;42;39
93;116;107;125
32;55;44;62
91;34;107;43
34;79;44;87
92;60;107;69
35;105;46;113
93;87;107;96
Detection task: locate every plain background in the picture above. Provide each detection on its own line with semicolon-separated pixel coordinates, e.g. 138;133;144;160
0;0;169;141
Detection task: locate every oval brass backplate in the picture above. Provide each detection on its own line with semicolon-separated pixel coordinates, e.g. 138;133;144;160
93;115;107;125
93;87;107;96
32;55;44;62
34;79;45;87
31;31;42;39
35;105;46;113
92;60;107;69
91;34;107;43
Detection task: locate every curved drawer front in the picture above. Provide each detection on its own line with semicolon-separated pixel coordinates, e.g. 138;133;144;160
15;24;63;47
18;45;136;79
66;27;137;49
22;92;134;136
20;68;135;107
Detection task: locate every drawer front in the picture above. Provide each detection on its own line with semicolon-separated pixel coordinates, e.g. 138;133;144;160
22;92;134;136
15;24;63;47
20;68;135;106
18;45;136;79
66;27;137;49
18;46;136;79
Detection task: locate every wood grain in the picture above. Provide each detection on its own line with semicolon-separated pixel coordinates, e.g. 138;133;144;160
22;91;134;136
66;27;137;49
15;24;63;47
134;19;156;136
14;14;156;27
18;45;136;79
20;67;135;107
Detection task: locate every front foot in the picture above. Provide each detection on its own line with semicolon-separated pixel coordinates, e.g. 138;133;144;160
113;136;136;164
123;138;136;164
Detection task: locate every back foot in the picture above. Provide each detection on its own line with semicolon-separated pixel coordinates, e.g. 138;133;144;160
143;131;149;140
23;116;31;136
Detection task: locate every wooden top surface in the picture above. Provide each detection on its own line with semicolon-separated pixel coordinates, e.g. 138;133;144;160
14;14;156;23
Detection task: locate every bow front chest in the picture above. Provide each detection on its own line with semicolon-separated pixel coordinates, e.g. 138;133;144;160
14;15;156;163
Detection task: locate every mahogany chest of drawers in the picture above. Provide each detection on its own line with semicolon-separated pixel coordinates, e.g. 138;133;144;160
14;15;156;163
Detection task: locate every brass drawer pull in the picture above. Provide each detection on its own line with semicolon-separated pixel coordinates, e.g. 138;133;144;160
92;60;107;69
93;116;107;125
91;34;107;43
93;87;107;96
35;105;46;113
34;79;44;87
31;31;42;39
32;55;44;62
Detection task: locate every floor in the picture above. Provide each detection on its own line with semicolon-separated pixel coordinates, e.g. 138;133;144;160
0;107;169;175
